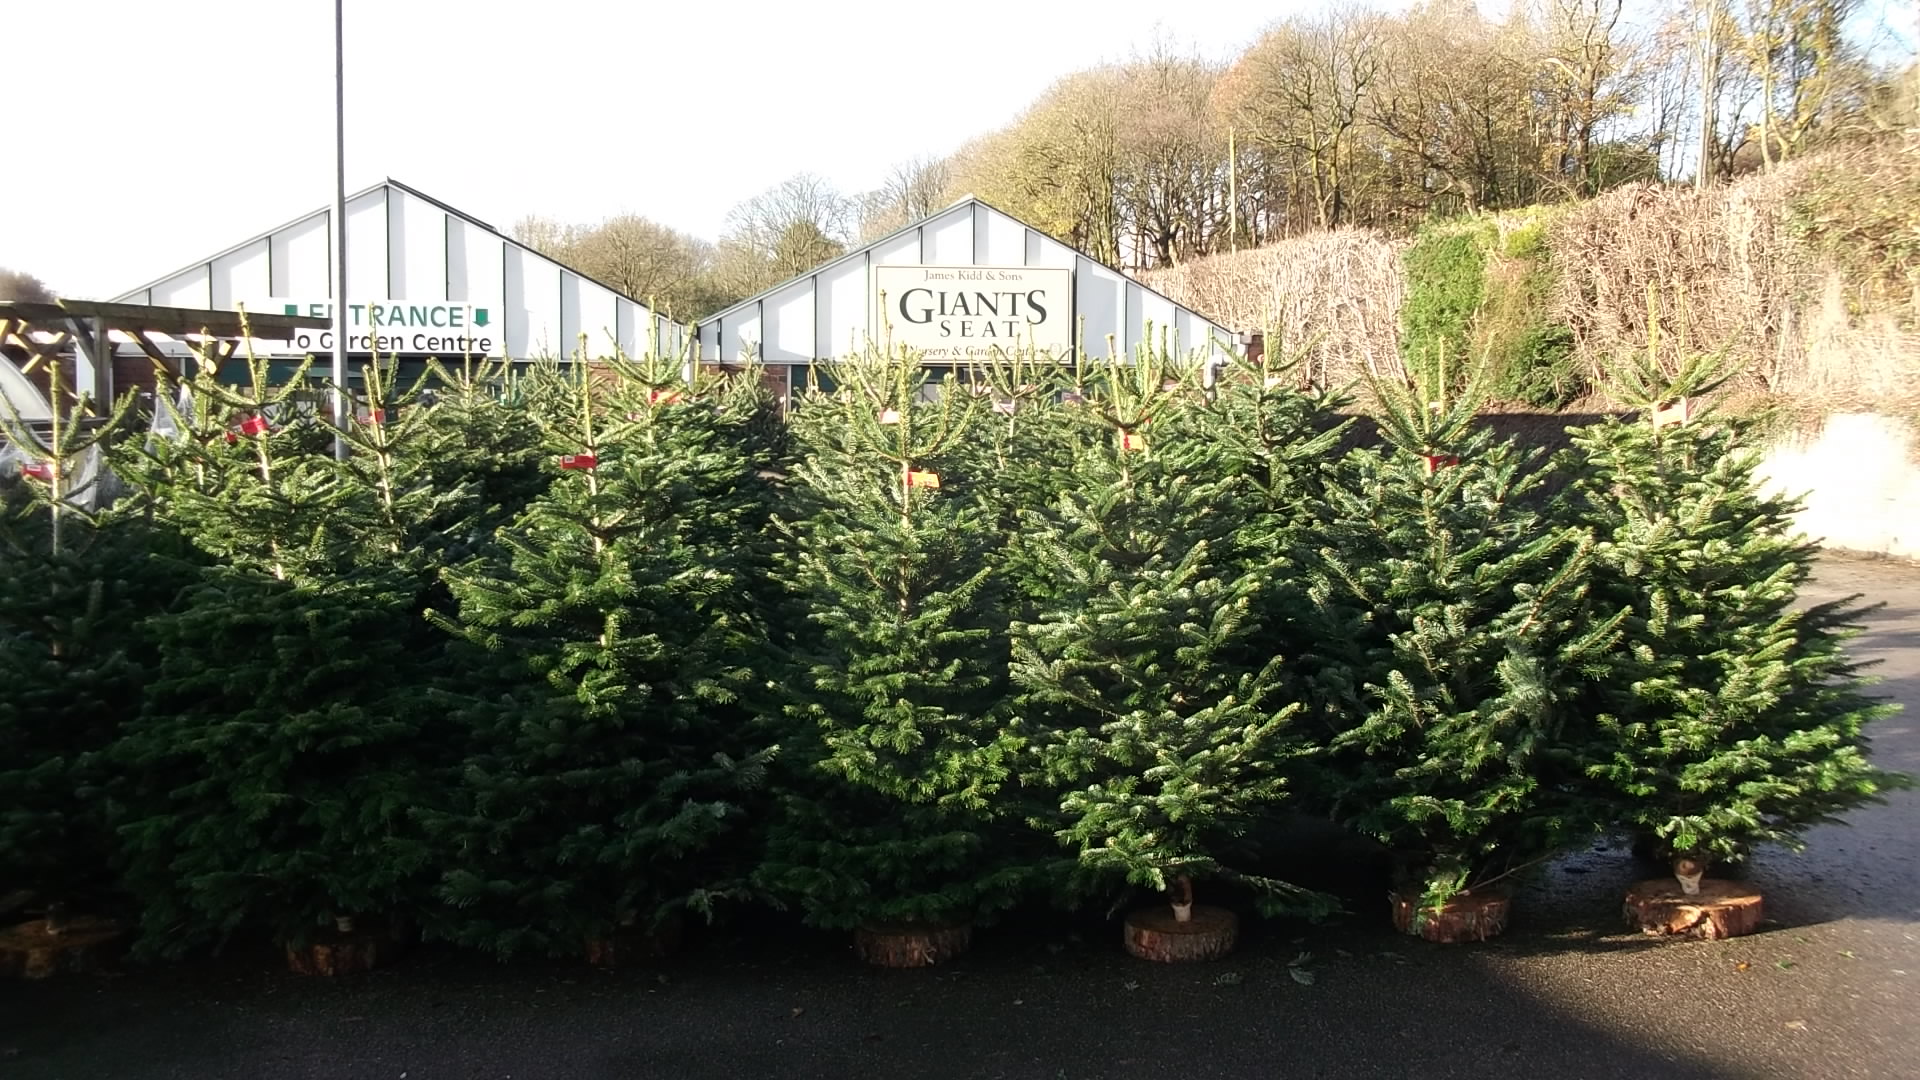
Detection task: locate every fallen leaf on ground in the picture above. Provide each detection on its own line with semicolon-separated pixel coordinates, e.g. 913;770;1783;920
1735;961;1751;972
1289;968;1316;987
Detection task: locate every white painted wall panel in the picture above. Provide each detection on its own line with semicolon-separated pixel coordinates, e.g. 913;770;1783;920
1132;284;1175;356
150;268;211;309
871;230;920;268
210;239;269;310
506;246;561;359
698;322;720;362
764;279;815;365
615;301;637;358
575;279;619;357
923;206;974;265
1076;258;1122;360
390;191;447;301
720;309;762;365
1175;309;1202;361
344;188;388;297
979;209;1027;266
274;214;331;297
819;259;867;358
559;272;582;356
446;219;503;311
1028;231;1077;270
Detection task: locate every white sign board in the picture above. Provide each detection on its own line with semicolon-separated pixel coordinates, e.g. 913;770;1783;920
872;265;1073;362
251;300;504;358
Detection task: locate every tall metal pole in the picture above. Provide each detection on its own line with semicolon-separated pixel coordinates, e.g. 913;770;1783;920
330;0;350;458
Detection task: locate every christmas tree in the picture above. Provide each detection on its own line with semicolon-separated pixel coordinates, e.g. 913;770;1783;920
110;347;448;955
414;356;547;564
1196;333;1355;688
421;348;775;958
1303;356;1623;912
1566;326;1909;888
0;356;173;922
757;351;1040;939
1010;342;1331;922
950;345;1084;616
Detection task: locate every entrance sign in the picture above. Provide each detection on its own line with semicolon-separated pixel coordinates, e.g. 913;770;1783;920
872;266;1073;361
252;300;503;357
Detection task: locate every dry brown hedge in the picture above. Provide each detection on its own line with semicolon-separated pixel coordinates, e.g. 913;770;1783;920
1140;136;1920;410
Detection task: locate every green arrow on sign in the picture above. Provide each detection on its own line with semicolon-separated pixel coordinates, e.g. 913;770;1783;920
472;308;490;327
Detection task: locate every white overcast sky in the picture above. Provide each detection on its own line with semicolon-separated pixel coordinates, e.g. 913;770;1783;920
5;0;1911;300
4;0;1292;299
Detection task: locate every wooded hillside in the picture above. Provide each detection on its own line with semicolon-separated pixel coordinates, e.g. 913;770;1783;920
511;1;1917;322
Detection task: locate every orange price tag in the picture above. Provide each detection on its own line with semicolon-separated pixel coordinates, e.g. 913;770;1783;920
907;469;941;489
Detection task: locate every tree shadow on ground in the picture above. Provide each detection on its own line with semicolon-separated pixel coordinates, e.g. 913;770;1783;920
0;908;1740;1080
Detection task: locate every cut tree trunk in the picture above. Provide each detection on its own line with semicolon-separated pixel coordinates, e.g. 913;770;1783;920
1391;888;1511;943
1624;878;1764;940
585;913;685;968
1123;904;1238;963
284;920;397;976
0;917;125;979
852;922;973;968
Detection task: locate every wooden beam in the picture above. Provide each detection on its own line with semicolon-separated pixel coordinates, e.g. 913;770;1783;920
0;300;328;341
131;330;185;382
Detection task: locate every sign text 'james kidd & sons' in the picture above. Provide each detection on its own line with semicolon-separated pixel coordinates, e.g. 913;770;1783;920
873;266;1073;361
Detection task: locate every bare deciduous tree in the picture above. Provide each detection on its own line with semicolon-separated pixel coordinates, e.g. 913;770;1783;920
716;173;854;295
858;156;955;240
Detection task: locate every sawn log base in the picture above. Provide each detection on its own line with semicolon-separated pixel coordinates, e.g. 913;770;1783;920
1122;904;1238;963
1391;889;1511;943
1624;878;1764;940
285;923;397;976
585;915;685;967
852;922;973;968
0;916;126;979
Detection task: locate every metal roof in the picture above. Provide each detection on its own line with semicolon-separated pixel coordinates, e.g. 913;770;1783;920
112;178;667;319
695;194;1234;332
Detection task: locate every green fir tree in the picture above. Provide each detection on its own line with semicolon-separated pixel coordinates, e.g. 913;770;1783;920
758;353;1039;933
110;349;447;955
1011;344;1331;920
1566;330;1909;881
0;357;173;918
422;350;775;957
1304;357;1623;909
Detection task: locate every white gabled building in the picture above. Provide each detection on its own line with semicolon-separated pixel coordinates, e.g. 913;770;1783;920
696;197;1240;401
113;178;680;374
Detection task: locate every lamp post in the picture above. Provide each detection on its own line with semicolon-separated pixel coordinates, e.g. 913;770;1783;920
330;0;349;458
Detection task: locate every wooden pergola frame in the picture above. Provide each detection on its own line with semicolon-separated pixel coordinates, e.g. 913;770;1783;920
0;300;329;406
